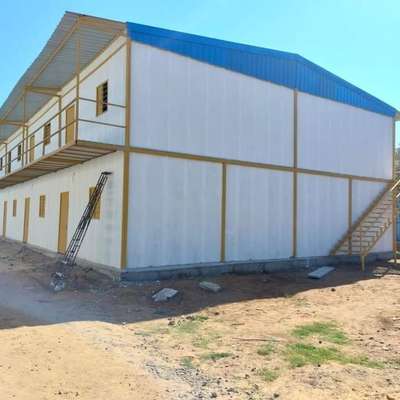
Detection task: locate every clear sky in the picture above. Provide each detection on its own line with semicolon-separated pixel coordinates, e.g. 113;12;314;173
1;0;398;138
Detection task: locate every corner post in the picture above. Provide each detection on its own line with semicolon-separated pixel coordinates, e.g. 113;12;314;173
120;38;132;270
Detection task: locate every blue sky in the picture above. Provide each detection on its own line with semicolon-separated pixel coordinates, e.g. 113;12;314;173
1;0;398;135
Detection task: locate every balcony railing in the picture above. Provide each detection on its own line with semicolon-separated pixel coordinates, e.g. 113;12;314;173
1;96;125;180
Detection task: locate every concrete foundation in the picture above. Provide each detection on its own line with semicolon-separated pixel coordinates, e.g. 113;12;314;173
121;251;393;281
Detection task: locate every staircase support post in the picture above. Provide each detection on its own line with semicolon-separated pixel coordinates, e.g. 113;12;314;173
392;191;397;265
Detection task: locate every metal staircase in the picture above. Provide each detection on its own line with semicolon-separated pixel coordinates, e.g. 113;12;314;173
330;178;400;271
62;171;112;266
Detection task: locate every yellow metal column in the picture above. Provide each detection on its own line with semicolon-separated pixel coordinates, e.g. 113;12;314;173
348;178;352;255
292;90;298;257
393;119;397;265
120;39;132;270
75;27;81;142
220;163;227;262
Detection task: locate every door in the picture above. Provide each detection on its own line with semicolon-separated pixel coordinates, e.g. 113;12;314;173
6;152;11;173
65;105;75;144
29;135;35;163
58;192;69;253
2;201;7;237
23;198;30;243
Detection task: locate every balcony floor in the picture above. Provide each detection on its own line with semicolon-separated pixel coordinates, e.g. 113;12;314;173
0;140;123;189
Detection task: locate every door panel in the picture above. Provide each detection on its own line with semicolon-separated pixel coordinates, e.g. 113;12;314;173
58;192;69;253
66;105;76;144
29;136;35;163
23;198;30;243
3;201;7;237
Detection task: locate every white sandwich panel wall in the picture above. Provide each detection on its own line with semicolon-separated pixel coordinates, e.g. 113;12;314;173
131;42;294;167
27;101;60;159
225;165;293;261
0;152;123;268
297;173;348;257
127;153;222;268
8;130;23;173
352;179;391;252
78;42;126;146
298;92;393;179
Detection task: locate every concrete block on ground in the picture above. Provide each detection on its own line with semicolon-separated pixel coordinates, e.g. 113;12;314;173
308;266;335;279
152;288;178;302
199;281;221;293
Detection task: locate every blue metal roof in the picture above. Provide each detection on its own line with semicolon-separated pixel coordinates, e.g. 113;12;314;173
127;22;396;118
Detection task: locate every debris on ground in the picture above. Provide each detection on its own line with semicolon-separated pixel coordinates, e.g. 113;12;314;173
199;281;222;293
152;288;179;302
308;266;335;279
49;271;66;292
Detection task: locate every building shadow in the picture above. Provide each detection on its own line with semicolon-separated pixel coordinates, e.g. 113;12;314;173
0;239;399;330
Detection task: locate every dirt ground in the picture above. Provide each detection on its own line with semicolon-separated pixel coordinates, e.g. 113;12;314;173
0;239;399;400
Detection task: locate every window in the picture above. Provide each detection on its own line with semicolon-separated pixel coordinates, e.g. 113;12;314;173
39;195;46;218
89;187;101;219
43;123;51;146
12;200;17;217
17;144;22;161
96;81;108;116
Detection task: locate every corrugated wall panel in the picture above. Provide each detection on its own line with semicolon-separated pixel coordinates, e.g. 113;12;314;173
298;92;392;179
298;174;348;257
131;42;294;167
127;154;222;268
225;166;293;261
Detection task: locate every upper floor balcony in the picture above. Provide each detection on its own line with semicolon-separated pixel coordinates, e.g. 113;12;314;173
0;13;127;189
0;94;125;189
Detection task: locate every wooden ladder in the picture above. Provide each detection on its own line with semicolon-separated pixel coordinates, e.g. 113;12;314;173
330;178;400;271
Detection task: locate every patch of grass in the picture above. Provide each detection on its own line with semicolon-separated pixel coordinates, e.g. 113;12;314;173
286;343;341;368
180;356;195;369
200;352;232;362
192;332;221;349
257;342;275;357
258;368;279;382
134;331;152;337
286;343;384;369
292;322;349;345
347;355;384;369
171;315;208;335
134;326;169;336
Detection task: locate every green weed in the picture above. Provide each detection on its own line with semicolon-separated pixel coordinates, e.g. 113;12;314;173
292;322;349;345
257;342;275;357
286;343;384;369
180;356;195;369
258;368;279;382
200;352;232;361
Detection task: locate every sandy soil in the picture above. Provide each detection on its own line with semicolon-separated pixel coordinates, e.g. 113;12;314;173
0;239;399;400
